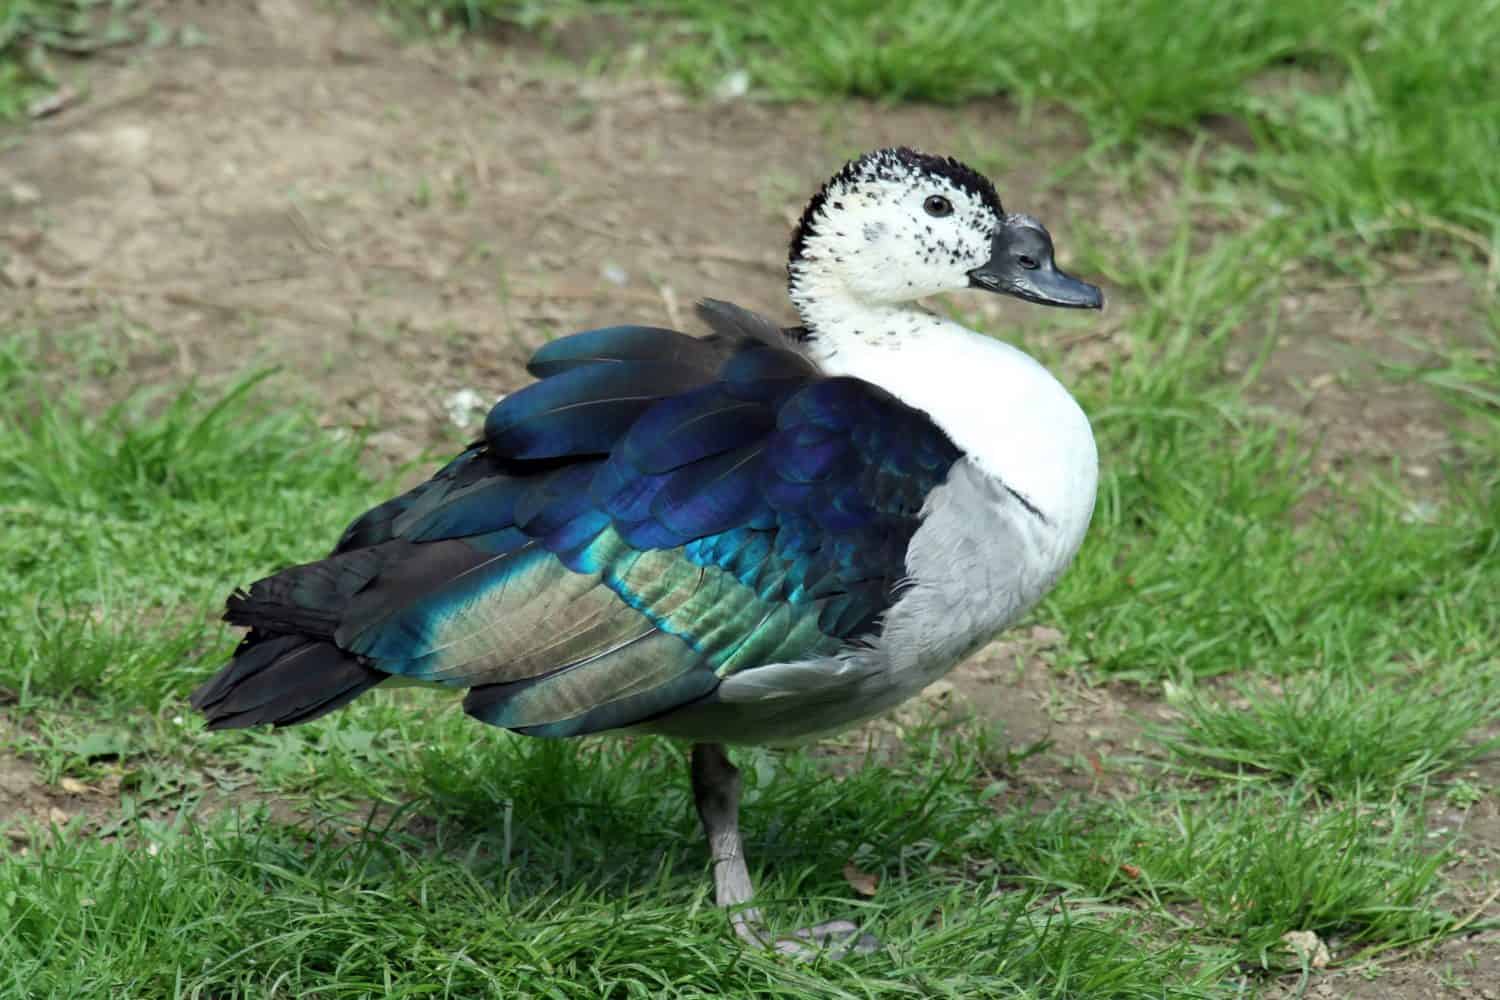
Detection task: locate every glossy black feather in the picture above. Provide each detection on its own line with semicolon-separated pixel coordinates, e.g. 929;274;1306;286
190;634;383;729
334;445;490;553
527;325;711;377
694;298;799;349
487;362;711;459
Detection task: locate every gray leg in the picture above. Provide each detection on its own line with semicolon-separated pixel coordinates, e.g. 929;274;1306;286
690;742;766;947
690;742;880;959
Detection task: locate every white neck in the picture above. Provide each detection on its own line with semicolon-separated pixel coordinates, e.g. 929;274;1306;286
790;271;1099;558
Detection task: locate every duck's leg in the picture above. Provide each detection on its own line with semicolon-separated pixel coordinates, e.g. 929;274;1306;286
689;742;879;959
689;742;766;946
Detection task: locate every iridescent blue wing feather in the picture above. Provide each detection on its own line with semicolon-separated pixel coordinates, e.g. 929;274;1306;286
192;302;962;739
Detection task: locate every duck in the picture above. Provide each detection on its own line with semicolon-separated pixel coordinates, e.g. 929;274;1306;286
191;147;1103;957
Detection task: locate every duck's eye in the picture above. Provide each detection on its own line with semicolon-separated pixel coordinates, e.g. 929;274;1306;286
923;195;953;218
1018;254;1039;270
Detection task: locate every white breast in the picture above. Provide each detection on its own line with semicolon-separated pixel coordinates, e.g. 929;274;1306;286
806;312;1098;557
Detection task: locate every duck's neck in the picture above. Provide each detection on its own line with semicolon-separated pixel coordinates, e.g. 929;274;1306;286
789;268;1099;556
789;264;929;353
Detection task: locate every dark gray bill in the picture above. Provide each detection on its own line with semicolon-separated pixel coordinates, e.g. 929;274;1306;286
967;214;1103;310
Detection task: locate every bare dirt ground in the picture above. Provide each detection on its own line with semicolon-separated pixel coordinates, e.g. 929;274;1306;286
1;1;1494;995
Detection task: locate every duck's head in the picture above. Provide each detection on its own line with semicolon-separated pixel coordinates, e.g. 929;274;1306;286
788;147;1102;312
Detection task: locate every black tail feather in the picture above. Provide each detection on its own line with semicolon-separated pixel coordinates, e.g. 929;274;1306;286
222;547;391;636
190;634;385;729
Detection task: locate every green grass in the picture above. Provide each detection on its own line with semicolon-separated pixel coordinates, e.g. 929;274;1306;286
0;701;1459;996
1159;669;1500;797
0;335;380;707
0;0;139;119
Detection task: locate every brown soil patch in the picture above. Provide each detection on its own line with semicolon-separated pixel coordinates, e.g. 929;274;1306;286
1265;931;1500;1000
1238;279;1484;482
0;717;119;847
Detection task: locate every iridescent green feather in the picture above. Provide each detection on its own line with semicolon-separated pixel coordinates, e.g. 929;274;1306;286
460;526;842;732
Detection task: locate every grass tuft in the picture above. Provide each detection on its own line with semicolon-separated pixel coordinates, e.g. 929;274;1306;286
1002;787;1457;967
1160;671;1500;797
0;336;383;705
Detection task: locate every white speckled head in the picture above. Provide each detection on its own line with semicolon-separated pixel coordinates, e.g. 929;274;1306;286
788;148;1004;305
787;149;1102;343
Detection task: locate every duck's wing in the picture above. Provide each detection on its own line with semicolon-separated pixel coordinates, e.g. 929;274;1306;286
194;303;961;737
